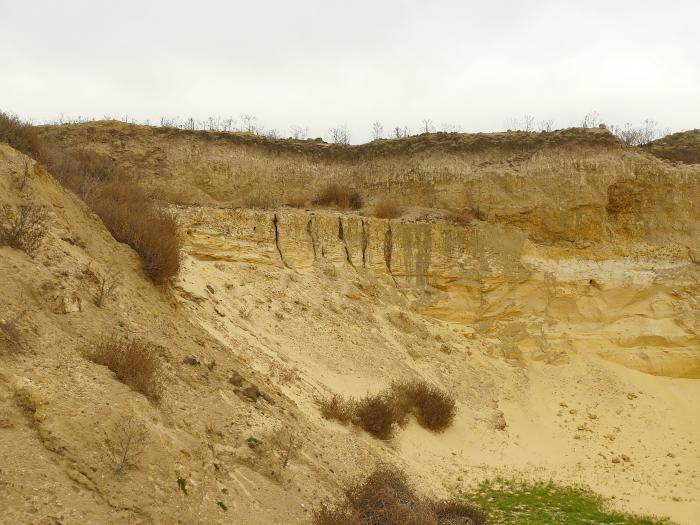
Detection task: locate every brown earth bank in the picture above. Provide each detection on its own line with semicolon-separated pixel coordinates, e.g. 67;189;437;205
1;123;699;524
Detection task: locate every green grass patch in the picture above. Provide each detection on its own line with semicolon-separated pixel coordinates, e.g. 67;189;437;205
464;478;675;525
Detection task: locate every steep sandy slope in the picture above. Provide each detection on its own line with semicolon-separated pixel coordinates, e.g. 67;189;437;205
2;123;700;525
172;205;700;523
0;144;377;524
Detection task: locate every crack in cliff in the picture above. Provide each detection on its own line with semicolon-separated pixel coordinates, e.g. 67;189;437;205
383;224;393;272
361;220;368;267
306;218;318;259
273;214;290;268
338;218;354;266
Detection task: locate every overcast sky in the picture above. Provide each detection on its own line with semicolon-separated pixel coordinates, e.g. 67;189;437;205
1;1;698;142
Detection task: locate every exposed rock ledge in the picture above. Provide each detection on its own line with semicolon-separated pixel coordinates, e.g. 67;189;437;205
177;207;700;379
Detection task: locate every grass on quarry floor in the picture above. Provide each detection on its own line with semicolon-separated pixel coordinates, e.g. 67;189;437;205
464;478;675;525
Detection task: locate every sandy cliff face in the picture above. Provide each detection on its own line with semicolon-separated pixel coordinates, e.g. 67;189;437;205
178;206;699;379
4;124;699;524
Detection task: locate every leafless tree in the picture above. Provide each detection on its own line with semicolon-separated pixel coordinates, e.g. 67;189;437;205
0;204;48;256
420;118;435;134
290;125;308;140
329;125;350;144
240;114;260;134
439;123;462;133
580;111;601;128
392;125;411;139
538;120;555;132
609;119;667;146
94;266;121;308
103;415;149;474
371;122;384;140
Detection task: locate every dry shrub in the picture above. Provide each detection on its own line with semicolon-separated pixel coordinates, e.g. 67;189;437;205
313;466;485;525
314;183;364;210
89;335;164;401
286;195;308;208
0;111;39;157
390;380;456;432
320;380;456;439
0;204;48;256
104;415;149;473
319;394;355;423
89;178;180;283
16;139;180;283
354;394;396;440
244;191;278;209
373;197;404;219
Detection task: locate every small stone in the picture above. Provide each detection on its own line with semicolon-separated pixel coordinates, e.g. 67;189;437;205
183;356;201;366
229;372;245;387
611;457;621;464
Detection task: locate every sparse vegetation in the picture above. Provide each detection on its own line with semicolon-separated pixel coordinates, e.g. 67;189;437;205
0;204;49;256
389;380;456;432
313;183;364;210
329;125;350;145
0;111;39;157
319;380;456;439
243;191;278;209
89;335;164;401
92;265;120;307
610;120;667;146
89;178;180;283
319;394;355;423
103;415;149;474
354;394;396;440
465;478;674;525
372;197;404;219
0;312;24;352
286;195;308;208
0;117;181;282
313;465;485;525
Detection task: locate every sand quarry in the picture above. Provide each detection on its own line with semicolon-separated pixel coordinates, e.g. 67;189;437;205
1;122;699;524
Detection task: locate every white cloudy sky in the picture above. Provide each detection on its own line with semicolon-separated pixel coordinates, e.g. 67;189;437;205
1;0;698;142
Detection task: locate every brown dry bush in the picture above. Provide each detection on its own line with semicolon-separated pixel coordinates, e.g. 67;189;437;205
390;380;456;432
41;147;116;198
313;466;485;525
104;415;149;474
89;178;180;283
313;183;364;210
0;204;49;256
354;394;396;440
17;137;180;283
372;197;404;219
319;394;355;423
0;111;40;157
286;195;308;208
320;380;456;439
243;191;278;209
89;335;164;401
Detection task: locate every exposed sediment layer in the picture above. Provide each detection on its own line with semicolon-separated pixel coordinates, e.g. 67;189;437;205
179;207;700;379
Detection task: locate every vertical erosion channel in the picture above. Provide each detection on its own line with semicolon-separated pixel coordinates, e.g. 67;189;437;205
273;213;290;268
